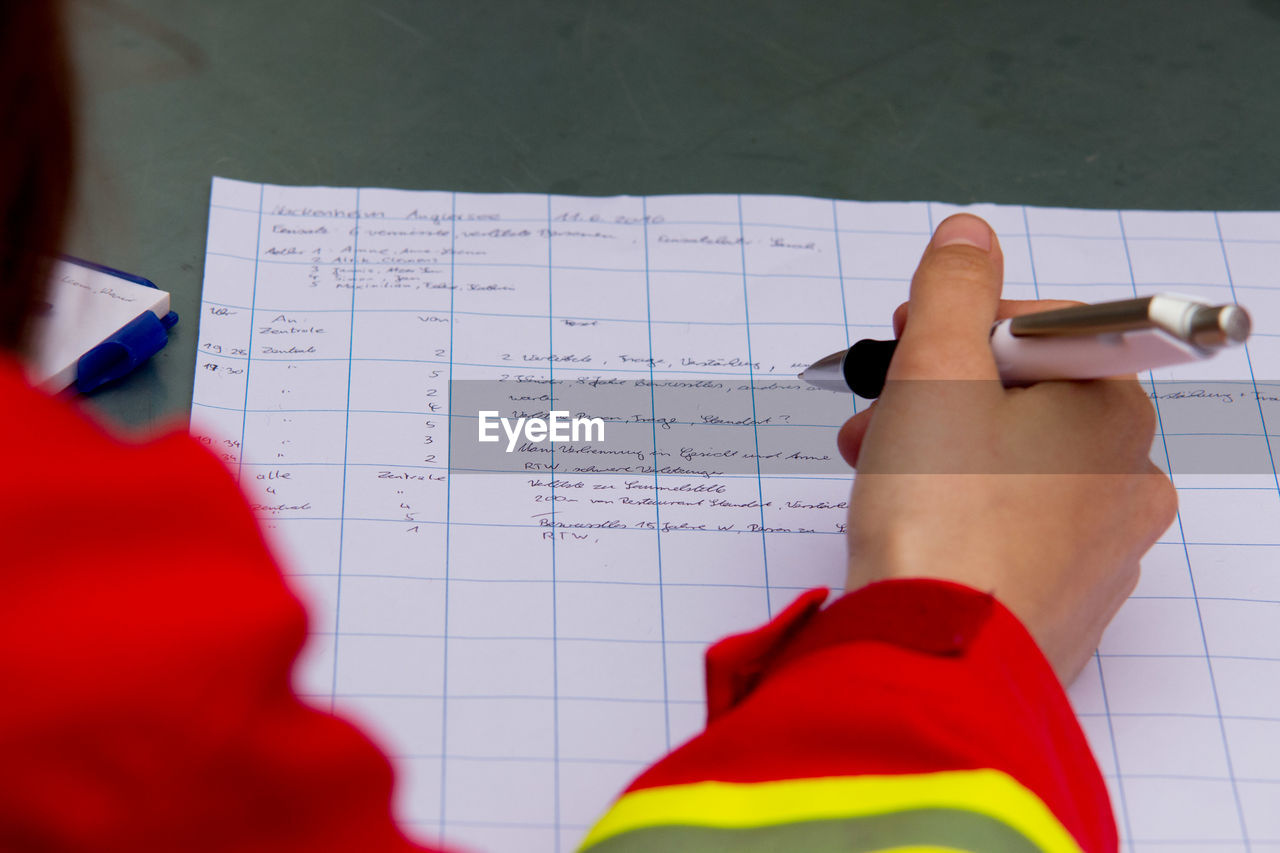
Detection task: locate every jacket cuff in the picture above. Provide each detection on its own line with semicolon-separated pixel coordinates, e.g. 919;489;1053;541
706;579;1005;722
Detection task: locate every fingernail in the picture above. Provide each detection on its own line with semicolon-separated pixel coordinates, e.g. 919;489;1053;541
932;214;992;252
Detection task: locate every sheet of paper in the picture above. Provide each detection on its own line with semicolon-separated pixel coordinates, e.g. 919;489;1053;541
192;177;1280;853
26;257;170;391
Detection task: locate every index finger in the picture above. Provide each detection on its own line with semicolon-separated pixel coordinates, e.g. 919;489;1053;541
892;297;1084;338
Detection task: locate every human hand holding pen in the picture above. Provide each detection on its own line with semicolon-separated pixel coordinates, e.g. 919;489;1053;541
835;213;1178;683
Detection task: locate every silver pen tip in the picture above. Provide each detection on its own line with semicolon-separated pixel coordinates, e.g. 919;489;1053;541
799;350;853;392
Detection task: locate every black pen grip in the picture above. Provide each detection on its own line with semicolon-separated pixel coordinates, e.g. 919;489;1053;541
845;338;898;399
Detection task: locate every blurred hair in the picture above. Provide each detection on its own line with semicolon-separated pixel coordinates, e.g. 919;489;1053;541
0;1;73;352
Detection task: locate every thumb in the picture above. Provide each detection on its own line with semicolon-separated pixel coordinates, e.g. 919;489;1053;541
886;214;1005;383
836;401;878;468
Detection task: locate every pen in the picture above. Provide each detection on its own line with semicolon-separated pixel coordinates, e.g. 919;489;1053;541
799;293;1252;399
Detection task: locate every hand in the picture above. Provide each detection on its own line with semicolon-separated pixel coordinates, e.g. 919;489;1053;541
836;214;1177;683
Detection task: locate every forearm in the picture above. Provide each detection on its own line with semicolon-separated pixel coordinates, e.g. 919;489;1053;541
0;393;444;853
582;579;1117;853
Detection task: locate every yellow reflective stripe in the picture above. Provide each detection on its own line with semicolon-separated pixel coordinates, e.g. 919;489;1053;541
579;769;1083;853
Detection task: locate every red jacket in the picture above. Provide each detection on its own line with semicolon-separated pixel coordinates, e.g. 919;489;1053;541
0;359;1115;852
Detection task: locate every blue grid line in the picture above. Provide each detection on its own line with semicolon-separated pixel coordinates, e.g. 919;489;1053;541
640;197;674;751
545;195;561;833
328;188;360;714
831;201;854;352
287;577;1280;604
299;629;1280;660
197;294;1280;324
1125;595;1280;605
197;352;810;378
736;195;772;619
1097;772;1280;783
252;507;1280;543
1213;212;1280;846
212;406;900;432
1214;214;1280;497
302;631;725;646
210;404;1279;438
1102;652;1280;662
314;690;1280;729
829;200;855;593
232;458;1280;482
216;248;882;277
439;191;457;841
204;246;1256;292
831;200;857;444
294;575;834;591
210;200;1280;245
1081;711;1280;723
1092;654;1130;847
239;517;849;535
1080;215;1140;848
1119;209;1249;850
250;509;1280;545
234;185;266;485
301;606;1280;635
231;437;1280;470
184;457;865;483
203;301;893;328
1031;206;1136;848
1020;207;1041;302
303;692;699;705
197;290;1280;324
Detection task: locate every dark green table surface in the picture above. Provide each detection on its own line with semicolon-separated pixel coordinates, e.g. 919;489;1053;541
64;0;1280;429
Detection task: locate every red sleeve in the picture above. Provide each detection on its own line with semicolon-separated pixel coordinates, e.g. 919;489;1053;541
0;361;1115;853
0;363;442;853
582;581;1118;853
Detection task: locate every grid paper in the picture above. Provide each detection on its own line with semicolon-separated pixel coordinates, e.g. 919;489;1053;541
191;177;1280;853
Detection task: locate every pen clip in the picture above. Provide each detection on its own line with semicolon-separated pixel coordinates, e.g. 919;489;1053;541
1006;294;1251;350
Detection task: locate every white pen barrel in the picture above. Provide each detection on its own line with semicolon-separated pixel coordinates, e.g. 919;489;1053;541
989;322;1203;385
